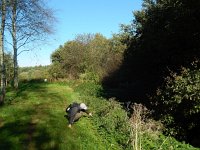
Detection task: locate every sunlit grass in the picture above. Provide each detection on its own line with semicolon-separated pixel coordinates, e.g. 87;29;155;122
0;82;115;150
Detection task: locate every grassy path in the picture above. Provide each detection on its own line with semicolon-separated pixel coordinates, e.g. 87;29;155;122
0;82;118;150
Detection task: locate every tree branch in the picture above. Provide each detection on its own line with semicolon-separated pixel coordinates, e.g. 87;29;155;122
17;49;30;56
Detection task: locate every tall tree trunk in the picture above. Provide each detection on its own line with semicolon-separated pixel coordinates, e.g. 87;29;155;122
0;0;6;105
12;0;18;89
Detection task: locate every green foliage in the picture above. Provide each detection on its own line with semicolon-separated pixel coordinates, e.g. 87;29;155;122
93;98;130;147
73;81;131;149
19;65;50;81
73;81;103;96
151;63;200;143
141;134;198;150
89;97;130;148
102;0;200;146
49;33;125;81
73;81;199;149
105;0;200;98
79;71;100;83
48;62;65;79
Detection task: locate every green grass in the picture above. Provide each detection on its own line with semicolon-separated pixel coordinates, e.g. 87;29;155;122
0;82;121;150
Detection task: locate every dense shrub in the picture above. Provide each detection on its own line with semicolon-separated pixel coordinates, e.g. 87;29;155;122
73;81;131;149
85;96;131;149
73;81;199;149
151;63;200;146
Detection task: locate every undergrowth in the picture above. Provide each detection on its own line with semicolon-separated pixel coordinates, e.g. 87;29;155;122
73;80;200;150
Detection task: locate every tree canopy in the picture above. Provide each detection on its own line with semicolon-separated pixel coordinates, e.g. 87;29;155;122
49;33;126;81
101;0;200;146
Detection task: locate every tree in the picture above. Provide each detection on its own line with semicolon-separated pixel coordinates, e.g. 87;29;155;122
4;52;13;86
10;0;17;88
102;0;200;145
0;0;7;104
104;0;200;98
7;0;55;88
50;33;126;81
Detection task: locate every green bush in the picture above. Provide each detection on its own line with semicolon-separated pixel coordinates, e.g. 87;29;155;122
84;96;131;149
73;81;103;96
151;63;200;141
74;81;131;149
74;80;199;149
79;71;100;83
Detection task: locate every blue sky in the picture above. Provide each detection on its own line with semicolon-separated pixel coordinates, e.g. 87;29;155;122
18;0;143;67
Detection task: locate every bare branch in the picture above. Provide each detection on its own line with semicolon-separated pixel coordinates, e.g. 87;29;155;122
17;49;30;56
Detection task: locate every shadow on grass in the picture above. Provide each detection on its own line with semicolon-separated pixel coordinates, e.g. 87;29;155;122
0;81;68;150
0;108;60;150
5;81;48;105
6;80;65;105
0;121;59;150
